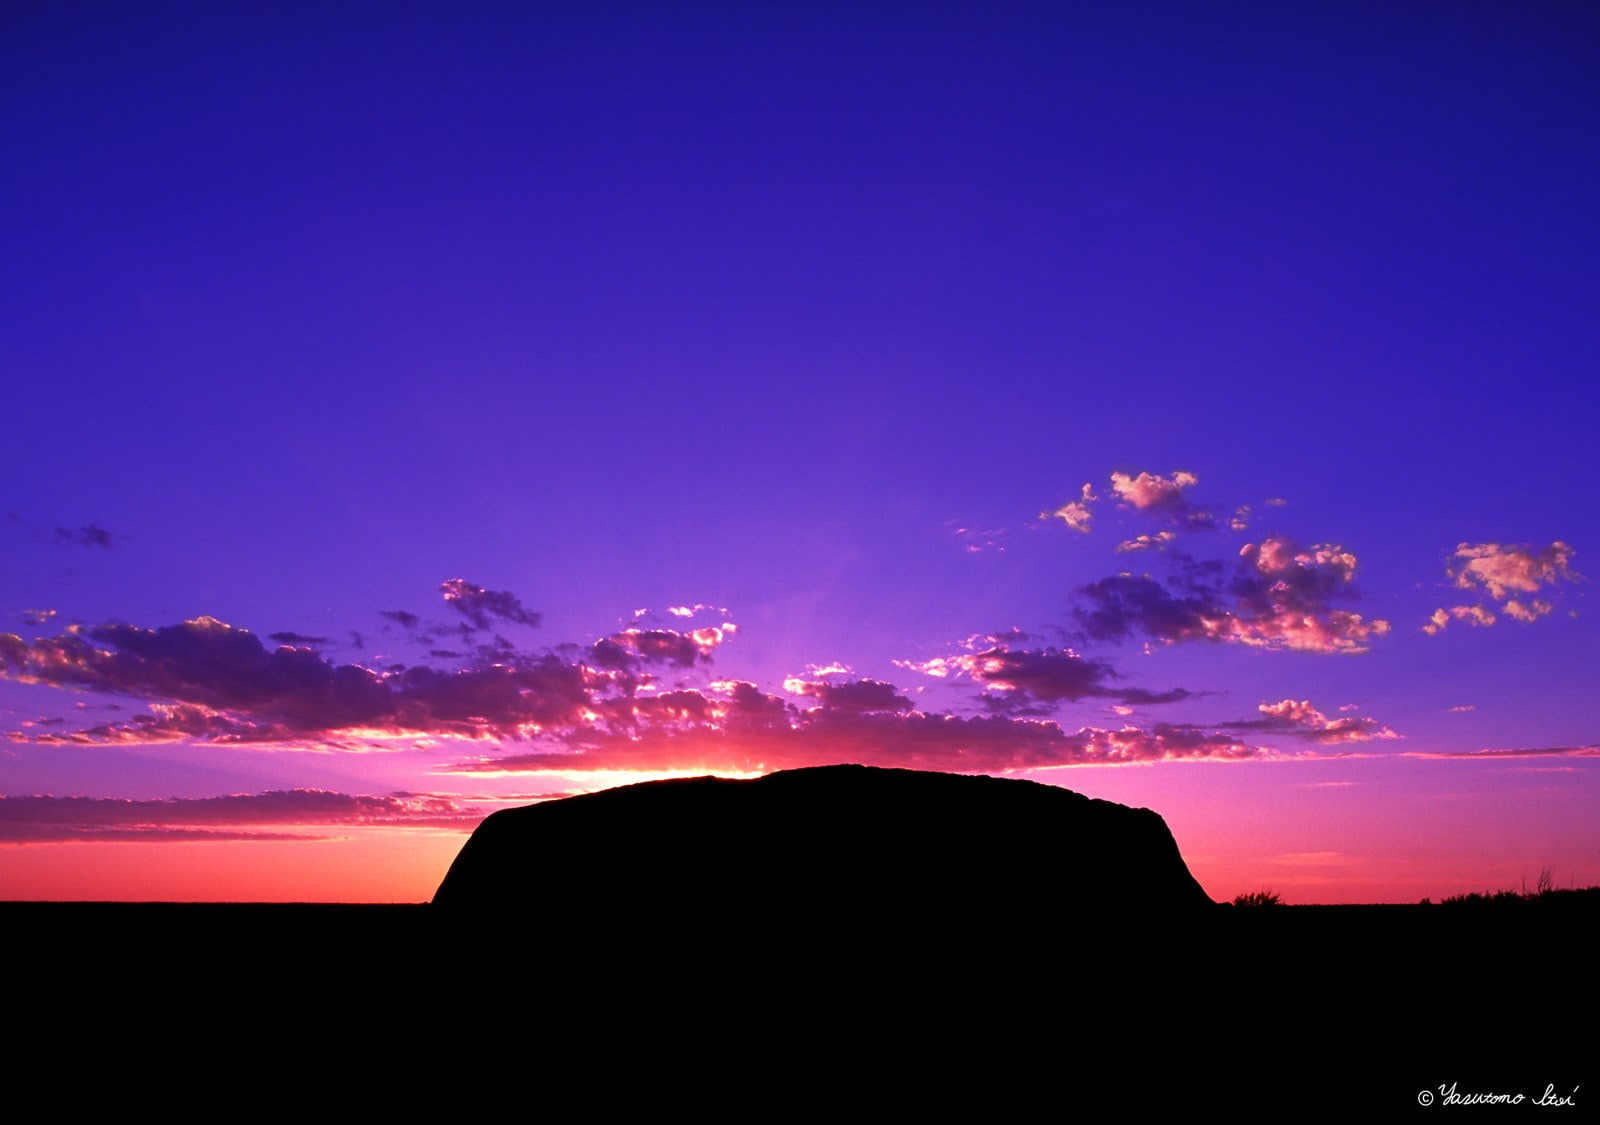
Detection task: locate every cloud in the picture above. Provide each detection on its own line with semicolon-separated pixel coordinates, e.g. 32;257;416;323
452;707;1266;776
1040;483;1096;533
2;596;1290;780
803;662;853;677
0;616;595;744
1076;535;1389;653
1074;574;1217;646
1116;532;1176;553
440;579;541;630
15;703;278;746
1502;598;1553;623
1447;541;1579;601
664;603;729;619
1422;605;1496;635
785;677;914;713
589;625;727;671
380;609;421;630
1110;470;1196;510
1425;542;1579;633
21;609;57;626
950;524;1008;554
0;789;482;843
896;642;1191;711
1109;470;1213;527
1403;745;1600;760
55;524;115;549
1220;699;1398;744
269;631;331;646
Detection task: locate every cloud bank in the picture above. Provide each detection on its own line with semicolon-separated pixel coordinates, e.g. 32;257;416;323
0;790;482;843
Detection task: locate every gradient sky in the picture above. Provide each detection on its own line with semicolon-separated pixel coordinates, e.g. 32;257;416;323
4;2;1596;903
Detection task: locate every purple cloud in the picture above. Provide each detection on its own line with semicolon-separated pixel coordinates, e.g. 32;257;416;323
1076;535;1388;653
0;789;483;844
440;579;542;631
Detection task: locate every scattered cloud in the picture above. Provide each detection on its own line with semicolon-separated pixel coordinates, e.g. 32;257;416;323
1109;470;1213;528
803;662;853;677
664;603;728;619
1220;699;1398;744
0;616;594;744
784;677;914;713
1076;535;1388;653
1448;541;1579;601
1422;605;1495;635
1427;542;1581;633
590;625;728;670
6;486;1572;802
1116;531;1176;553
949;522;1008;553
1110;470;1195;510
0;587;1284;775
1502;598;1553;623
440;579;541;630
21;610;57;626
1040;483;1097;533
896;641;1191;711
55;524;115;549
451;709;1267;776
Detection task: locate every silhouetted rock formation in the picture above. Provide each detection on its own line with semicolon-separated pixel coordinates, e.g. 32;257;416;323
433;765;1214;932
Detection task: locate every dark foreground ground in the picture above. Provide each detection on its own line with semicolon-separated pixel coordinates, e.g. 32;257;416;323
8;899;1593;1114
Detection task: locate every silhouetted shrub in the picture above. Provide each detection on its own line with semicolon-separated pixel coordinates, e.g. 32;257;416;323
1232;889;1282;907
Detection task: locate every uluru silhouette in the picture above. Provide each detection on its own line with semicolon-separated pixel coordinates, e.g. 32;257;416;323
433;764;1215;933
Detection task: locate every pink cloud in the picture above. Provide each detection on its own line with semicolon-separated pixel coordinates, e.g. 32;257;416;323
1076;535;1388;653
1116;531;1177;553
1448;541;1578;601
1502;598;1553;623
452;708;1265;776
1422;605;1496;635
1425;542;1579;633
1041;483;1097;533
1110;470;1198;510
1106;470;1215;529
1247;699;1398;744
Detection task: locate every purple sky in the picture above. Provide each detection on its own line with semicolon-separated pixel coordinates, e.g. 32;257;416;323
3;3;1595;902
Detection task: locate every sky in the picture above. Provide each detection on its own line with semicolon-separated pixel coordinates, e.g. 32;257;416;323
3;2;1596;903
